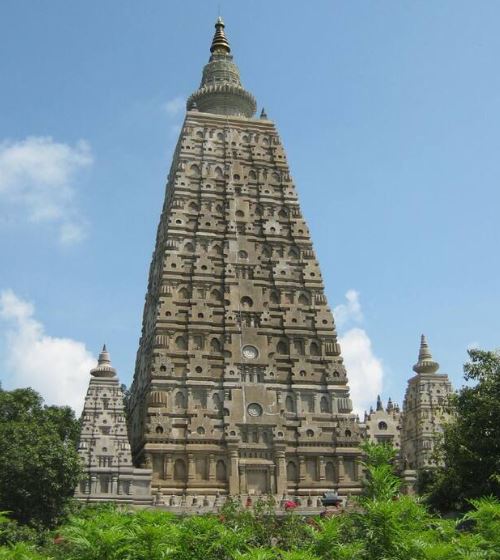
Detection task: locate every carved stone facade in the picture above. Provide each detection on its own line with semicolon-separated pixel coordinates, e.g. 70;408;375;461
363;336;453;479
400;335;453;470
128;19;362;505
363;395;401;450
75;346;153;505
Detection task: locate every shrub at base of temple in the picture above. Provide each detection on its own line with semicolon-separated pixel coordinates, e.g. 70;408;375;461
0;387;82;529
423;349;500;513
1;445;500;559
0;402;500;560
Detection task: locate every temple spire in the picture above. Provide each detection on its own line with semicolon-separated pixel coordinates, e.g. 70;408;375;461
413;334;439;375
91;344;117;377
210;17;231;54
187;18;256;117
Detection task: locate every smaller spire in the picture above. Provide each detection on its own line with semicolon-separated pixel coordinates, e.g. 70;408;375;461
376;395;383;411
210;17;231;54
98;344;111;366
413;334;439;374
260;107;268;119
91;344;116;378
387;397;394;411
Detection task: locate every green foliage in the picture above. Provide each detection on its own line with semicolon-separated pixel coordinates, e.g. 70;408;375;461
0;541;53;560
0;513;49;547
233;550;277;560
462;496;500;556
426;349;500;512
1;443;500;559
1;496;500;560
361;440;398;467
0;387;82;529
178;513;256;560
57;505;179;560
360;440;400;501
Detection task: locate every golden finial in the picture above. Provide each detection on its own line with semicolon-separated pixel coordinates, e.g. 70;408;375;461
210;17;231;54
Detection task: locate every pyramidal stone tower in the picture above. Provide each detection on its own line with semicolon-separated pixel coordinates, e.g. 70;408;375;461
128;19;362;505
400;335;453;471
76;346;153;504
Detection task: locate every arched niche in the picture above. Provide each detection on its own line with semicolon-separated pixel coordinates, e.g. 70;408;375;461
216;460;227;482
174;458;187;481
286;461;298;482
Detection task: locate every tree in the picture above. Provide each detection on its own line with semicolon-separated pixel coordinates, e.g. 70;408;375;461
0;387;82;528
427;349;500;511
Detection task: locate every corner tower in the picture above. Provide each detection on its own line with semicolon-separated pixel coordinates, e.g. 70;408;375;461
128;19;362;506
76;346;152;505
400;335;453;470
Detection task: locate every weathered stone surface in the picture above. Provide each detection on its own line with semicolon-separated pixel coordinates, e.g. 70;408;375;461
363;395;401;450
75;346;153;505
363;336;453;482
400;335;453;470
128;19;362;504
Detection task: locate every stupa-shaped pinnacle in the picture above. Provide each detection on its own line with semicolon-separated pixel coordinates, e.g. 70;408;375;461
186;18;257;117
91;344;117;378
412;334;439;375
210;17;231;54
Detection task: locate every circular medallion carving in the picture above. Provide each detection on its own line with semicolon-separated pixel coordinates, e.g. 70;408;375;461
247;403;263;417
242;345;258;359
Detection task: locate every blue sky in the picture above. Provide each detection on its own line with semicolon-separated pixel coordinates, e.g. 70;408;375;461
0;1;499;414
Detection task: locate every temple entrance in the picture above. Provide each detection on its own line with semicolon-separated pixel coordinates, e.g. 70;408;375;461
246;469;268;495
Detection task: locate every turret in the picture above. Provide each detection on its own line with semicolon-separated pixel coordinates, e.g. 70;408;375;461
412;334;439;375
187;18;257;117
90;344;117;378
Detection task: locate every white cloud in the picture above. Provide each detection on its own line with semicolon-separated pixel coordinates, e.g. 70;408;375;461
0;289;95;415
334;289;363;328
59;221;87;246
0;136;93;244
334;290;383;416
339;328;384;416
162;96;185;117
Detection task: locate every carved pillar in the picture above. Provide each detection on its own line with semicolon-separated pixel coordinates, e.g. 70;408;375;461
91;475;98;493
239;465;247;494
187;454;195;481
337;456;345;483
111;475;118;494
228;448;240;495
149;452;159;480
275;450;286;496
208;454;216;481
269;465;276;495
257;427;262;443
331;397;338;414
298;455;306;483
164;454;173;480
318;456;326;481
295;392;302;414
355;456;363;482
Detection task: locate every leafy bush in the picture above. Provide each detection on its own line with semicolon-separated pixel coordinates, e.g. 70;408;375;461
0;388;82;529
1;443;500;560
